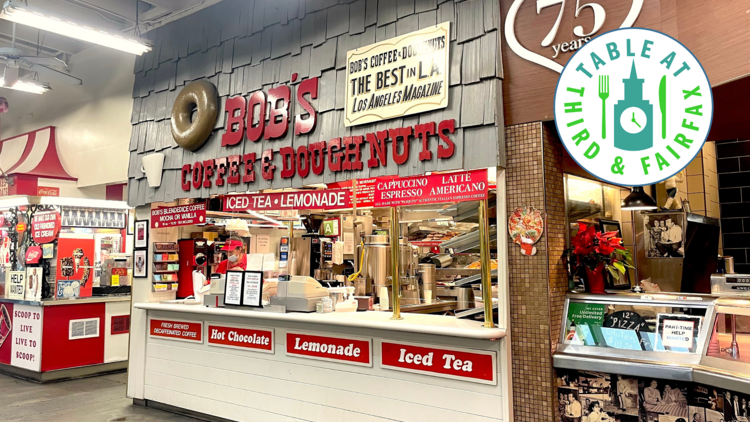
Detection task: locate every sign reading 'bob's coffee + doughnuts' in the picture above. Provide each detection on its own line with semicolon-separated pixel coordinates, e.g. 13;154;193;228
286;332;372;367
381;341;497;385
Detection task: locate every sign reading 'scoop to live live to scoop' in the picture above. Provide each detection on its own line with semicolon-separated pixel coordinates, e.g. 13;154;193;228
554;28;713;186
346;22;450;127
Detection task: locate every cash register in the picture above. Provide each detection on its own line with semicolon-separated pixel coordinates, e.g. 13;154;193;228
270;275;329;312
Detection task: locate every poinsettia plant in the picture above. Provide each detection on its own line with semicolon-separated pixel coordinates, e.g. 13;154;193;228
566;223;635;280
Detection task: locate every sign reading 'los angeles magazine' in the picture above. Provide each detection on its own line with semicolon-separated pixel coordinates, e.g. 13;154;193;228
345;22;450;127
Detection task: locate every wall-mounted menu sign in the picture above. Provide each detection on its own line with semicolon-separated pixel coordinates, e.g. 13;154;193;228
381;341;496;385
345;22;450;127
286;332;372;367
151;203;206;228
372;169;488;207
223;189;352;212
207;323;274;354
149;318;203;343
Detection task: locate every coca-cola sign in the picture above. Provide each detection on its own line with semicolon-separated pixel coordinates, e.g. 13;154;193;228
36;187;60;197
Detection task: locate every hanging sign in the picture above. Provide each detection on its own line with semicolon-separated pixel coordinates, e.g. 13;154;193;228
31;210;61;244
380;341;497;385
373;169;488;207
286;332;372;367
224;189;353;212
149;318;203;343
151;203;206;228
345;22;450;127
15;223;26;233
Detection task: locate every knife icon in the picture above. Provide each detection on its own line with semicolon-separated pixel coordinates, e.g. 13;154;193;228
659;75;666;139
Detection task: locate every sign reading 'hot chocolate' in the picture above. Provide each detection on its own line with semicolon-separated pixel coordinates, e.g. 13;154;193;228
286;332;371;366
380;341;496;385
207;324;274;353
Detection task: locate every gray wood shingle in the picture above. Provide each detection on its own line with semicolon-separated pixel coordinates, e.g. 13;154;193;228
327;4;350;39
456;0;484;43
350;0;366;35
377;0;398;26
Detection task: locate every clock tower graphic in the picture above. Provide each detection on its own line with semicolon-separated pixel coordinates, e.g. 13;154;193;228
614;61;653;151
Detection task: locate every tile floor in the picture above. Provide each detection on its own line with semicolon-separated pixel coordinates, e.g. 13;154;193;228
0;371;197;421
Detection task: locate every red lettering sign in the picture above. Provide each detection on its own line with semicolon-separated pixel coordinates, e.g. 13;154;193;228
149;318;203;343
151;203;207;228
31;210;61;244
223;189;353;212
112;268;128;276
381;341;496;385
207;324;274;353
286;332;371;366
36;186;60;197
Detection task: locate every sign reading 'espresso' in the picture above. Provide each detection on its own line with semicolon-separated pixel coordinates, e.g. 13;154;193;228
286;332;372;367
381;341;496;385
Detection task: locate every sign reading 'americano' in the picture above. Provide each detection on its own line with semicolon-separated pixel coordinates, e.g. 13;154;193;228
346;22;450;127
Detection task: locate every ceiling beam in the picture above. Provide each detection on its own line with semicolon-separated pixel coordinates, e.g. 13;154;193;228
140;0;202;13
0;21;88;55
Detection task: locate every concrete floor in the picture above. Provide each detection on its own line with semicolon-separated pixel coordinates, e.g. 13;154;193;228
0;371;198;422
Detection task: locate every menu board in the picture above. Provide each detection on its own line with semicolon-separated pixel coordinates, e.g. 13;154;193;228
224;271;243;306
242;272;263;308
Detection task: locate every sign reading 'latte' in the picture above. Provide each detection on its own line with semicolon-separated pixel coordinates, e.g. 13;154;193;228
554;28;713;186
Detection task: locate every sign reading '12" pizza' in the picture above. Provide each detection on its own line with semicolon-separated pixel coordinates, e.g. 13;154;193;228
286;332;372;367
381;341;497;385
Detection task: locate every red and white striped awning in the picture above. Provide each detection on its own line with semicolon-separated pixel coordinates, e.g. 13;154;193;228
0;126;75;180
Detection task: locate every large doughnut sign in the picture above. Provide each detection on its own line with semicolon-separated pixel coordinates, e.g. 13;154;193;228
554;28;713;186
170;80;219;151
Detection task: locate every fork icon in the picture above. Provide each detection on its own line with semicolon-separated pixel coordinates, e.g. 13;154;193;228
599;75;609;139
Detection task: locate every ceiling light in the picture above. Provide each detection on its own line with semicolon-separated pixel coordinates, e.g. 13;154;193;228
0;1;152;55
0;77;49;94
621;186;658;211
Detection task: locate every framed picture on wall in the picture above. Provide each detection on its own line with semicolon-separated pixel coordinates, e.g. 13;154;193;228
134;220;149;249
598;219;622;237
643;213;685;258
133;249;148;278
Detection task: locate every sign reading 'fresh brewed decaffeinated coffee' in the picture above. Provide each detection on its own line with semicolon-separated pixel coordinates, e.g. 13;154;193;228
346;22;450;127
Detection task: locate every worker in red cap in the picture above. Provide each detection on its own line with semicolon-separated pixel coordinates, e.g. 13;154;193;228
215;236;247;274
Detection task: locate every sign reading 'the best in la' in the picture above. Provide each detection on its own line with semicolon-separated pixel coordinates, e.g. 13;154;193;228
346;22;450;127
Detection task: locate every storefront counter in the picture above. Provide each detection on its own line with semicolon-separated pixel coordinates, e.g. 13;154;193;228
554;293;750;421
0;295;131;382
128;303;510;422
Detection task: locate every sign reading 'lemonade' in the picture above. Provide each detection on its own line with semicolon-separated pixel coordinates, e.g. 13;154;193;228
554;28;713;186
345;22;450;127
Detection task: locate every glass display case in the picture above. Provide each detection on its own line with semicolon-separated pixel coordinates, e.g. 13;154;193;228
556;293;714;381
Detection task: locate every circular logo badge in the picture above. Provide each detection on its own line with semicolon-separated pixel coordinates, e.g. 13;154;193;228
554;28;713;186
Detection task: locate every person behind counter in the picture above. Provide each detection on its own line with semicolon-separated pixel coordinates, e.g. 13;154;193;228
215;237;247;274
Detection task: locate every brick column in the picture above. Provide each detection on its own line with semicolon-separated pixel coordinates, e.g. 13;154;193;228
505;122;569;422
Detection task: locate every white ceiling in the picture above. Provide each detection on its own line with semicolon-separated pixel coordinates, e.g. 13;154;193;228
0;0;221;58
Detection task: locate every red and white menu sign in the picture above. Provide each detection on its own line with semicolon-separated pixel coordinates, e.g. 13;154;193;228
207;324;274;353
373;169;488;207
286;332;371;366
31;210;61;244
151;203;206;228
381;341;496;385
224;189;353;212
149;318;203;343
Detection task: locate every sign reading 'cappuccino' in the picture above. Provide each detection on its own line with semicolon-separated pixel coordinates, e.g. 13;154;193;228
286;332;372;367
381;341;496;385
345;22;450;127
207;324;274;353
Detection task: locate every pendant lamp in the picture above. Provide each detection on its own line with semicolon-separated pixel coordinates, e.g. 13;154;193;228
621;186;657;211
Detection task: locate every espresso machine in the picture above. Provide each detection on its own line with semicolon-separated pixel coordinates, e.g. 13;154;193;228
290;215;326;278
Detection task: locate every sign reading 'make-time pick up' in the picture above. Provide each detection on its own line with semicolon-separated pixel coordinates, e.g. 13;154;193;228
381;341;497;385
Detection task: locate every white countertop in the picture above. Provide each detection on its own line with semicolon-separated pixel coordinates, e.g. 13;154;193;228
134;303;506;340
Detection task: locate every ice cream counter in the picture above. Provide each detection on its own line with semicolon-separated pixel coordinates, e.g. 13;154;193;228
127;303;511;422
0;295;131;382
554;293;750;422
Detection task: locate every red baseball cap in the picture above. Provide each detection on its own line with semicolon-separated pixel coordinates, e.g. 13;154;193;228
221;240;244;251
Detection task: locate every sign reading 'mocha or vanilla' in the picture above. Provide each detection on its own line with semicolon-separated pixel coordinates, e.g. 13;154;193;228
345;22;450;127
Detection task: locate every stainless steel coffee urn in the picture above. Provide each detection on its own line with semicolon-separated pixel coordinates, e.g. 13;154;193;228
358;235;419;308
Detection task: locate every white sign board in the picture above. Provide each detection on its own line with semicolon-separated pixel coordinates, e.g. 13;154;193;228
345;22;450;127
7;271;26;300
11;305;42;371
256;235;271;254
657;313;702;353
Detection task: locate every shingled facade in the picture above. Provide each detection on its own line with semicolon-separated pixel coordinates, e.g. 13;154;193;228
126;0;504;207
